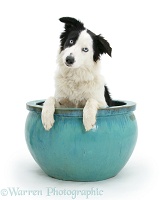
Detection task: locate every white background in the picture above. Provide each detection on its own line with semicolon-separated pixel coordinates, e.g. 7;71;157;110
0;0;163;199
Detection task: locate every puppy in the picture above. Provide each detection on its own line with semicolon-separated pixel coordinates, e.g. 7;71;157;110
42;17;113;131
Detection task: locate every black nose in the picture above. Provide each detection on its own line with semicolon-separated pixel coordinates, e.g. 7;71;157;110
66;56;75;65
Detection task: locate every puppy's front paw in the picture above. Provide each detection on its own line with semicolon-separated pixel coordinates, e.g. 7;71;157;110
83;113;96;132
41;107;55;131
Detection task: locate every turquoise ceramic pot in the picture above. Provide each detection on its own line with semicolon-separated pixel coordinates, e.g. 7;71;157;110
25;100;138;181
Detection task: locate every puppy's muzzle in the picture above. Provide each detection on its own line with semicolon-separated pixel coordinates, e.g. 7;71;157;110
65;55;75;66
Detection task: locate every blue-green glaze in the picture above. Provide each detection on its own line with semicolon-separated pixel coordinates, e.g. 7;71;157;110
25;100;138;181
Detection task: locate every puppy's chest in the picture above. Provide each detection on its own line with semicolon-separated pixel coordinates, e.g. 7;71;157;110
56;79;96;100
55;80;91;108
62;80;93;98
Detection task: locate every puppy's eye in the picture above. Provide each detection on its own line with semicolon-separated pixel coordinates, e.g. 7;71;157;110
82;47;89;52
69;40;74;44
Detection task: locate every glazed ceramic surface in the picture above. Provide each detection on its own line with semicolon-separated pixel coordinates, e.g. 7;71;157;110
25;100;138;181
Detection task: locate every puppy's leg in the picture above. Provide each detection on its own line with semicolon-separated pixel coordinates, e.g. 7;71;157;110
41;97;55;131
83;98;100;132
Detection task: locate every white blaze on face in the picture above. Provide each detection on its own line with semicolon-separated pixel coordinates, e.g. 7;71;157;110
62;30;94;69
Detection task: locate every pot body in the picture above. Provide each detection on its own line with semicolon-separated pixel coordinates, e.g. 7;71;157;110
25;100;138;181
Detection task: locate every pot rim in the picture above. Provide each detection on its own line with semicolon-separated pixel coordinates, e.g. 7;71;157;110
26;100;136;116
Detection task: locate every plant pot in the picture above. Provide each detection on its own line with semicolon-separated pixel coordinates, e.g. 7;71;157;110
25;100;138;181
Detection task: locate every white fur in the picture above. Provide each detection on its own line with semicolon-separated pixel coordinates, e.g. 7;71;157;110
42;30;107;131
41;97;55;131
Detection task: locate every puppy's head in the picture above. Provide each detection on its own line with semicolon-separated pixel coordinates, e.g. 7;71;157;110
59;17;112;69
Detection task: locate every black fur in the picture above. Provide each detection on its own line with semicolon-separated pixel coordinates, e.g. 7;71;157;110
104;86;113;106
63;31;81;49
87;30;112;61
59;17;85;30
59;17;85;51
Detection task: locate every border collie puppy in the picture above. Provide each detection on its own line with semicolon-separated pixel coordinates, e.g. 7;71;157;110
42;17;112;131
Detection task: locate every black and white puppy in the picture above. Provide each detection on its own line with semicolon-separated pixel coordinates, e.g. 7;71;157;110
42;17;113;131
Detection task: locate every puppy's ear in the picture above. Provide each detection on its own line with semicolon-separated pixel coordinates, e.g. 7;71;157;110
96;34;112;57
59;17;85;31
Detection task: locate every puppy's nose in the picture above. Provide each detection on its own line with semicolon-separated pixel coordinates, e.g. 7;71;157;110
66;56;75;65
